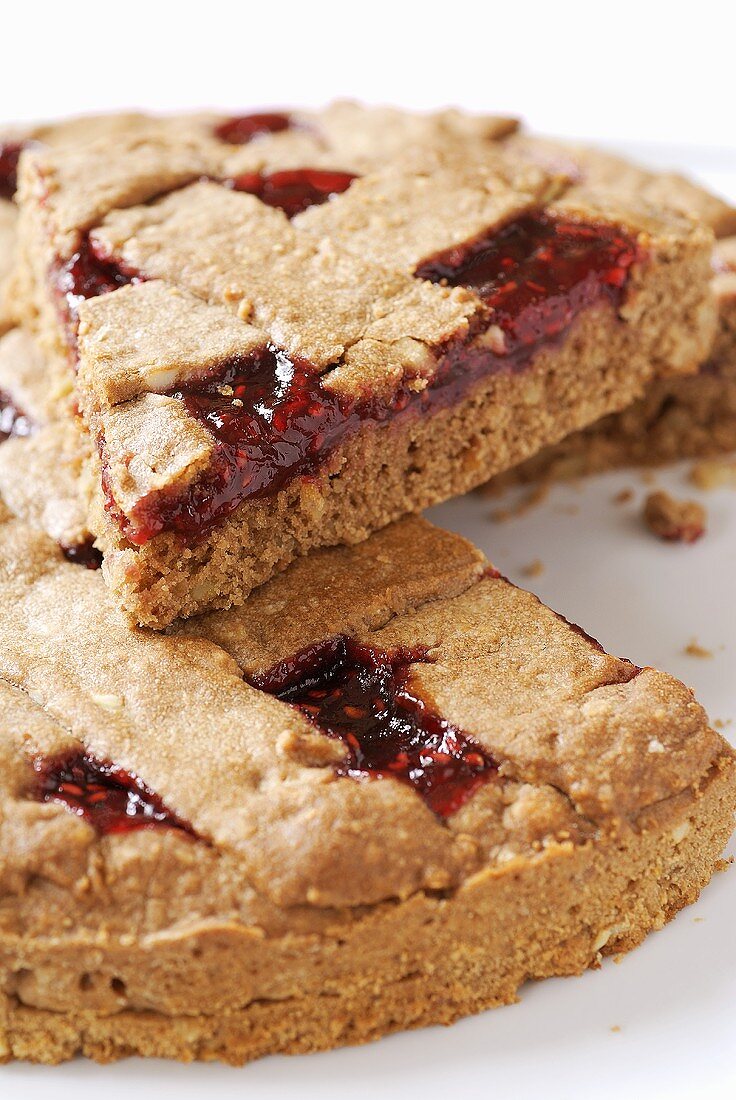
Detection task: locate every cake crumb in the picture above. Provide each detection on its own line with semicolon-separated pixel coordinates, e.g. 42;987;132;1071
610;1025;621;1033
684;638;713;659
689;458;736;491
643;491;706;543
521;559;545;578
490;483;549;523
714;718;732;730
613;488;634;505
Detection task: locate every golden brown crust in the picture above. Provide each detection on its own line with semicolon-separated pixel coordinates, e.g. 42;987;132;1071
0;419;90;547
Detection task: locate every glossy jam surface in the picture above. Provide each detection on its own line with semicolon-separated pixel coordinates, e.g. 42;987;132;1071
55;237;142;329
226;168;356;217
34;751;193;836
256;637;496;818
0;390;35;442
214;112;293;144
415;213;643;368
61;538;103;569
0;141;24;200
114;347;354;544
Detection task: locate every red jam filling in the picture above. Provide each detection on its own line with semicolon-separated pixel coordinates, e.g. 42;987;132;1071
105;335;509;544
33;751;194;836
112;346;353;544
415;212;643;364
60;538;103;569
0;390;35;442
214;112;294;144
225;168;356;218
68;210;642;545
254;637;496;818
0;141;25;200
55;237;142;331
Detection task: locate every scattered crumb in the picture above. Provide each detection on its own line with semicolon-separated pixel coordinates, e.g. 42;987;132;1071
689;458;736;491
490;483;549;523
610;1025;621;1034
715;718;732;730
643;490;706;543
693;917;705;923
521;559;545;578
612;487;634;505
684;638;713;659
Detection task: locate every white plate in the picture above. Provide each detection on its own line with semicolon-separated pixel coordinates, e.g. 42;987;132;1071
4;154;736;1100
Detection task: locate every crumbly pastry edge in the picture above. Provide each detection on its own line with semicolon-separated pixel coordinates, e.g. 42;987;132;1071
2;753;734;1065
485;238;736;489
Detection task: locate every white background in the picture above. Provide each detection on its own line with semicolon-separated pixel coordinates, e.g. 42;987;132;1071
2;2;736;1097
1;0;735;148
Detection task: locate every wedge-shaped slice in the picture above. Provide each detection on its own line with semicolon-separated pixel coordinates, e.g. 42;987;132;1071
13;105;716;626
0;498;733;1065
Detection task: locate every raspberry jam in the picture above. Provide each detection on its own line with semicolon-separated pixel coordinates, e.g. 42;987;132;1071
0;141;24;200
60;538;103;569
111;346;354;544
255;637;496;818
55;237;142;329
34;751;193;836
226;168;356;217
415;213;643;367
0;390;35;442
214;113;293;144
